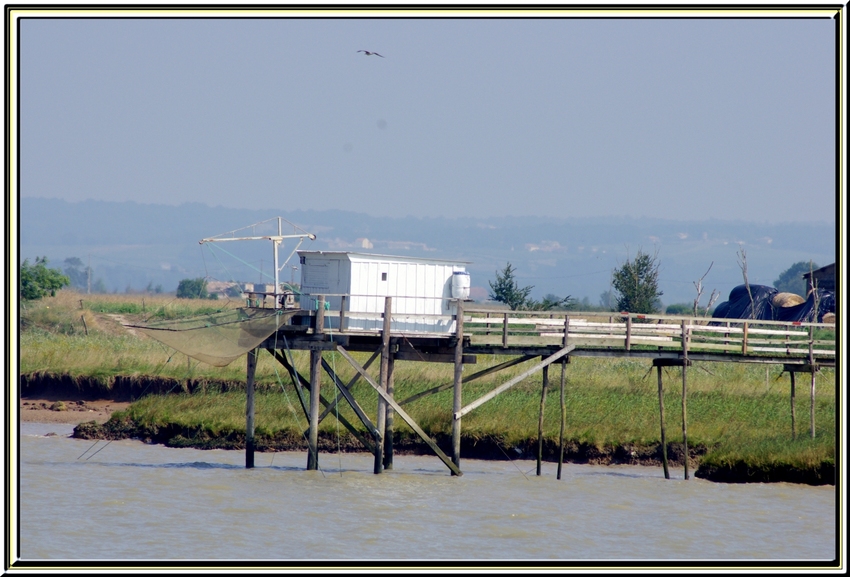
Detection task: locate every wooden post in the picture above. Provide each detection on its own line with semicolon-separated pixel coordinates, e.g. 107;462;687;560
375;297;392;474
790;371;797;440
339;295;347;332
656;365;670;479
809;326;816;439
681;320;689;480
306;294;326;471
557;359;566;480
315;295;325;334
625;314;632;351
502;313;509;348
810;369;817;439
742;322;749;355
384;346;396;470
307;346;321;470
246;348;258;469
451;299;465;475
80;315;88;336
563;315;570;349
536;363;549;476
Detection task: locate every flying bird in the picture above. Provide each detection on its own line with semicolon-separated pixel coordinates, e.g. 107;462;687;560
358;50;384;57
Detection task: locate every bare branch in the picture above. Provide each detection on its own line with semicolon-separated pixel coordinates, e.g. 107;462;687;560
736;246;755;319
692;261;714;316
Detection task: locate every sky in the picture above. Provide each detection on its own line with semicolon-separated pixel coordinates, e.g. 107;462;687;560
16;10;839;224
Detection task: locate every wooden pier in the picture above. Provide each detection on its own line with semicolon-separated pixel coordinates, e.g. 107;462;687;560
245;295;836;478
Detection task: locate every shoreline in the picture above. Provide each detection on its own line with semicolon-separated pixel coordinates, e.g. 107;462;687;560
19;398;131;425
18;395;835;487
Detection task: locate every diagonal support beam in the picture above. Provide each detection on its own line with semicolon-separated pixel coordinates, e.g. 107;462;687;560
269;349;377;456
321;357;381;441
319;349;380;421
336;345;462;476
270;349;310;421
455;345;575;419
399;354;538;406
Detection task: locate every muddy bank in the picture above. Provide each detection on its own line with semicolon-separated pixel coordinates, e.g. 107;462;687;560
19;399;131;425
72;414;706;469
72;417;834;484
20;372;248;402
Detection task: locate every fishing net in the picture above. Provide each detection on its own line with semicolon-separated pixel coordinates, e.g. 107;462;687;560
130;308;294;367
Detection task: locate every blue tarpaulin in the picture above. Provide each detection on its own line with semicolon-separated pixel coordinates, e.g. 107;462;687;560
712;284;834;323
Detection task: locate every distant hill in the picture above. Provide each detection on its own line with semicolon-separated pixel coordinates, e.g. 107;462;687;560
18;196;836;308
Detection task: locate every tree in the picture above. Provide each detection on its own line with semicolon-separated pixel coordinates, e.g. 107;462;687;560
666;303;713;316
736;247;755;319
525;293;576;311
176;277;209;299
692;261;719;317
488;263;534;310
20;257;70;300
611;249;663;314
599;290;616;310
774;261;819;296
63;257;91;291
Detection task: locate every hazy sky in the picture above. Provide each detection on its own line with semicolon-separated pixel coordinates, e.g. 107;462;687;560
17;11;838;223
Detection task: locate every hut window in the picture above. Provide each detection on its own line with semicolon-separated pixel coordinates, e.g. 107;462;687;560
381;272;387;281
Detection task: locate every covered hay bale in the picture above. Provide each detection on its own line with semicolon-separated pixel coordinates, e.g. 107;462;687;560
772;292;805;308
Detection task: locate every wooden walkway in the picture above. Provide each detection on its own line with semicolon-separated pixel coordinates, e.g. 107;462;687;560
245;296;835;478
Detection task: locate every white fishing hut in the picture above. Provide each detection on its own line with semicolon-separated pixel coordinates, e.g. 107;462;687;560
297;251;471;334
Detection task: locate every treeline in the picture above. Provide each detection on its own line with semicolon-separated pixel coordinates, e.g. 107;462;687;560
485;253;821;316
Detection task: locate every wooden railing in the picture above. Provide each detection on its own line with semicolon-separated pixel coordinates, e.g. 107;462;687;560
289;295;835;360
462;308;836;359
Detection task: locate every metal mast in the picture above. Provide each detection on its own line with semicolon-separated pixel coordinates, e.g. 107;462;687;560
199;217;316;309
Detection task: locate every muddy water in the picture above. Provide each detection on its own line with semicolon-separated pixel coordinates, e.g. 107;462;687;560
16;422;836;564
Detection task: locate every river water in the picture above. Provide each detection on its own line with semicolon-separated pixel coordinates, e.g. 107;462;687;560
15;422;838;565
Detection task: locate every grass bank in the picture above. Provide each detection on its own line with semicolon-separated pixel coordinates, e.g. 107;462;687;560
20;291;837;484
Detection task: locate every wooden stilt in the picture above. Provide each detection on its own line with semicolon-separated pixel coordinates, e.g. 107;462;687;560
452;299;464;475
246;347;257;469
810;370;816;439
536;363;549;476
790;370;797;440
384;346;396;470
557;359;566;480
307;346;321;470
681;320;689;480
306;296;325;471
375;297;392;474
656;364;669;479
808;326;816;439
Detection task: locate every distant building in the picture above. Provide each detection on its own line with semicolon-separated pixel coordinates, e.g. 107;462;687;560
802;262;835;293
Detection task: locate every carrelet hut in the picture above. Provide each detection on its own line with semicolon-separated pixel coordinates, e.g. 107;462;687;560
296;251;471;334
